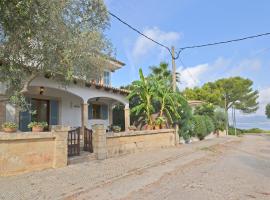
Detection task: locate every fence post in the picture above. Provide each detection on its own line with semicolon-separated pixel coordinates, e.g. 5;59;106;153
175;125;180;145
92;124;107;160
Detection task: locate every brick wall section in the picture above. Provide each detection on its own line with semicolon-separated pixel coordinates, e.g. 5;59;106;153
0;130;68;176
105;129;176;158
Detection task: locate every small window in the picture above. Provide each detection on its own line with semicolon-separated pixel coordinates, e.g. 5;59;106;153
92;104;101;119
103;71;110;85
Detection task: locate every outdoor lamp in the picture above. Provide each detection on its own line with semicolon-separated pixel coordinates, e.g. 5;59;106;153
40;86;45;95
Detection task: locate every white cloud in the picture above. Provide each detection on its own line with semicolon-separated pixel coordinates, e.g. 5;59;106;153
256;87;270;115
177;64;210;90
177;57;263;91
132;27;180;60
229;59;261;75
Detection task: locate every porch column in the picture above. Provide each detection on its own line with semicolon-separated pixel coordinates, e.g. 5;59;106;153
108;104;113;125
124;104;130;131
81;103;88;138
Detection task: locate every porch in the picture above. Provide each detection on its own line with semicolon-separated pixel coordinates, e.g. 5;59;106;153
18;76;130;133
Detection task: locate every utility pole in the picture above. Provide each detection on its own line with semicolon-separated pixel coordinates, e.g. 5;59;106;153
171;46;176;92
171;46;179;145
224;94;228;136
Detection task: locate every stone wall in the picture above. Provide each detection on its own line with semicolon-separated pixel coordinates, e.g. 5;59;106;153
105;129;176;158
0;128;68;176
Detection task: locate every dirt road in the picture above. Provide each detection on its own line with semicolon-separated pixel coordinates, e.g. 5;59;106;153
75;135;270;200
1;135;269;200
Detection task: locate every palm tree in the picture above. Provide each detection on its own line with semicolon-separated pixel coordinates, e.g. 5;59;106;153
152;77;183;124
149;62;180;84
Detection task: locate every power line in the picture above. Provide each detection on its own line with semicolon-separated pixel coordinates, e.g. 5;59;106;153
108;11;172;55
179;32;270;50
109;11;270;60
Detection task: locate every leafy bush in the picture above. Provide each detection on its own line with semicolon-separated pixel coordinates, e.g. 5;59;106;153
212;110;226;132
228;126;244;135
194;103;215;117
205;116;215;134
193;115;207;140
178;101;194;142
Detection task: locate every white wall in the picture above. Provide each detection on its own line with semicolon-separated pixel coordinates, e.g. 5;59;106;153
5;103;16;123
30;76;129;105
27;87;82;127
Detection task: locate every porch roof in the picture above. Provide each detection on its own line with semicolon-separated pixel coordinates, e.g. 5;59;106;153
82;80;130;96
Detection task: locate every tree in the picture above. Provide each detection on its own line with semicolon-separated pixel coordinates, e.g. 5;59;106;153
183;77;259;114
183;77;259;134
0;0;112;108
149;62;180;86
127;68;155;126
266;104;270;119
152;77;181;124
194;103;215;117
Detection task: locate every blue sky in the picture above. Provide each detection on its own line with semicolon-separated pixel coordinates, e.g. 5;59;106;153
104;0;270;129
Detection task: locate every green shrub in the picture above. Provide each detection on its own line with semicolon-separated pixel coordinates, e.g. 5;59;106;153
228;126;244;135
243;128;266;133
205;116;215;134
193;115;207;140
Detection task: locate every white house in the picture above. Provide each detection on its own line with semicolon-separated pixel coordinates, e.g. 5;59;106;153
0;58;130;132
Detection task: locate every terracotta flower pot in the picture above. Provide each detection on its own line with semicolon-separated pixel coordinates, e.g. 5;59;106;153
154;125;160;130
146;125;153;130
32;126;44;132
161;124;166;129
3;127;17;133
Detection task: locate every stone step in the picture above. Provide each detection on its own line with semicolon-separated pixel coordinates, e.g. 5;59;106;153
68;151;96;165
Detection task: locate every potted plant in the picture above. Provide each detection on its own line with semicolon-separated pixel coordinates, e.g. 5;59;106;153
28;121;48;132
146;124;153;130
128;125;137;131
153;121;160;130
156;117;166;129
112;125;121;133
2;122;18;133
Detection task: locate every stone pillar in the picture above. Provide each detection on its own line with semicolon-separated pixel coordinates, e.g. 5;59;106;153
52;126;69;168
92;124;107;160
124;104;130;131
108;104;113;125
81;103;89;141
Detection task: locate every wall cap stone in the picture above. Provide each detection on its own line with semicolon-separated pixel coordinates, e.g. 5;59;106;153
106;129;175;138
0;132;55;141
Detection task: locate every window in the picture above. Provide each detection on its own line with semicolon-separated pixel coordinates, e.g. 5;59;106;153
103;71;110;85
92;104;101;119
88;103;108;120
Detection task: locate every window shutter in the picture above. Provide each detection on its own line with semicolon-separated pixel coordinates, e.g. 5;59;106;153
101;104;108;120
19;97;31;131
88;103;93;119
50;100;59;125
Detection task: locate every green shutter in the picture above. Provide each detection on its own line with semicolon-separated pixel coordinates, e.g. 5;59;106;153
50;100;59;125
88;103;93;119
101;104;108;120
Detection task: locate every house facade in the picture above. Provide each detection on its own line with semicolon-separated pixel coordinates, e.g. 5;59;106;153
0;58;130;132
